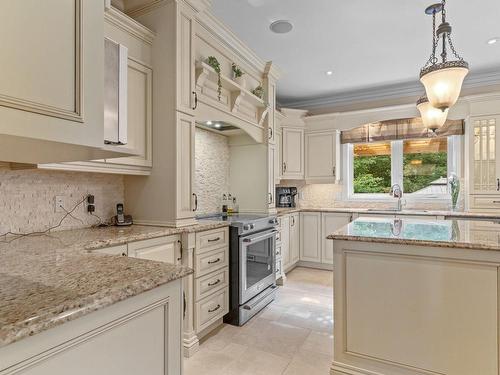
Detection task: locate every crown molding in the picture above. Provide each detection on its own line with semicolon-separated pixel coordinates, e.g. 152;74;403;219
279;67;500;110
106;6;156;44
196;10;270;75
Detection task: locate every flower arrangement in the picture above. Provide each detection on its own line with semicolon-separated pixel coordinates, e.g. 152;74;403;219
206;56;222;101
448;173;460;210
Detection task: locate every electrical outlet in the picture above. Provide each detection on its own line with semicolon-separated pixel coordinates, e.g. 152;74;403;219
54;196;65;213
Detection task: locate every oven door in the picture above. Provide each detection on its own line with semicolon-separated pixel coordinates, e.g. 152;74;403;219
239;229;276;305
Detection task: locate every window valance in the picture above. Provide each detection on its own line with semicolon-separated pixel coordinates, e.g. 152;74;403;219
340;117;464;144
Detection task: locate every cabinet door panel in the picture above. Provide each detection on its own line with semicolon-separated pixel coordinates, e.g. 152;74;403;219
290;213;300;264
177;113;196;219
176;2;195;115
0;0;104;149
281;215;291;269
268;145;277;208
300;212;321;262
282;128;304;178
306;132;335;182
321;213;351;265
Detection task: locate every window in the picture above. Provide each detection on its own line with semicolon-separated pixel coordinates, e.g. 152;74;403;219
347;136;461;200
353;142;392;194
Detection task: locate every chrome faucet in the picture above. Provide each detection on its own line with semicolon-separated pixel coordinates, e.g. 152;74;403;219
390;184;403;211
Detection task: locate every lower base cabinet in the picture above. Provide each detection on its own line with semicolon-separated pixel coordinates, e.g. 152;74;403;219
1;280;183;375
300;212;322;263
321;212;353;265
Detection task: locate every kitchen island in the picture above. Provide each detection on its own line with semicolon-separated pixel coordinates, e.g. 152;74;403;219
328;217;500;375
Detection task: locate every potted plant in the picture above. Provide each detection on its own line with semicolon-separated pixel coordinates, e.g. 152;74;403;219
206;56;222;101
231;63;246;88
251;84;264;99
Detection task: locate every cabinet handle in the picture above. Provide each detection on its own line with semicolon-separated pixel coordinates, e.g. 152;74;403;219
208;258;221;264
493;201;500;204
192;193;198;212
207;237;220;242
333;166;336;177
192;91;198;110
208;304;221;313
183;291;187;319
497;178;499;191
208;279;221;287
291;216;295;226
283;162;287;172
268;193;273;204
268;128;273;140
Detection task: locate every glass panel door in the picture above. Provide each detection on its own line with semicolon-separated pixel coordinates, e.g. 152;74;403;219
473;117;498;193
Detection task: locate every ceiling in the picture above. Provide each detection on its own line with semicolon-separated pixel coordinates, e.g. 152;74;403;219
211;0;500;108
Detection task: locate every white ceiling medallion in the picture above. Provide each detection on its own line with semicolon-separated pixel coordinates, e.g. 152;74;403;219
270;20;293;34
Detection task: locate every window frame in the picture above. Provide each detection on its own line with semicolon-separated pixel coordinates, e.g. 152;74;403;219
344;135;462;202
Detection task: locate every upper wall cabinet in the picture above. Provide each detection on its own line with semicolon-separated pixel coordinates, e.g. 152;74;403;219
282;128;305;179
38;6;155;175
469;115;500;203
305;130;340;183
176;1;196;116
0;1;120;164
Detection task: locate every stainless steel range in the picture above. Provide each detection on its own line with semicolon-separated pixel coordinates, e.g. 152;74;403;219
199;213;278;326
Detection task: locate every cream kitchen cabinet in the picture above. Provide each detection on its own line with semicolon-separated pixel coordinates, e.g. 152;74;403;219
469;115;500;204
289;213;300;265
39;6;154;175
268;145;277;208
282;128;305;179
321;212;352;265
275;129;283;183
128;236;181;264
305;130;340;183
0;1;114;164
176;113;197;221
300;212;322;263
281;215;291;270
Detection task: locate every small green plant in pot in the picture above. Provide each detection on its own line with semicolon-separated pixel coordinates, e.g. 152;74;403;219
231;63;246;88
251;84;264;99
206;56;222;101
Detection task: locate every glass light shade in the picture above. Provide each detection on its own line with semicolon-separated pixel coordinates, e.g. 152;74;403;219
420;65;469;110
417;98;449;131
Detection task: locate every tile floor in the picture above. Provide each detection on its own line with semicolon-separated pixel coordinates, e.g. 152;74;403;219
184;267;334;375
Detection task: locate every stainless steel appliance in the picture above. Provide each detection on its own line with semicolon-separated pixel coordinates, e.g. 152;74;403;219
198;213;278;326
276;187;298;208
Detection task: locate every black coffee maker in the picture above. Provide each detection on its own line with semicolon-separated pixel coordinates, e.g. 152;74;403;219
276;187;297;208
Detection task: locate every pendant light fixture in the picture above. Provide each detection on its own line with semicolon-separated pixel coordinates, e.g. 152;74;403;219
420;0;469;111
417;95;449;132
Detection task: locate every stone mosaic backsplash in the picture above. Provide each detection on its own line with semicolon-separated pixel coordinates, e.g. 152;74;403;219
195;128;230;215
0;169;124;235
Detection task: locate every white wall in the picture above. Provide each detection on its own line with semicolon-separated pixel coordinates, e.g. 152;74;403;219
0;169;123;234
194;128;231;215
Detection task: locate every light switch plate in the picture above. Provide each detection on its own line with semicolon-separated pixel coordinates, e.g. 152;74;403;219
54;196;65;213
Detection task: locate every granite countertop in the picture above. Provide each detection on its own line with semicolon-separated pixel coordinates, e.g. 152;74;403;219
275;207;500;221
328;217;500;251
0;221;228;348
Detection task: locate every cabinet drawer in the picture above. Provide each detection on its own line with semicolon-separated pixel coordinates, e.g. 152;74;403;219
95;244;128;256
470;196;500;210
128;235;180;264
195;247;228;277
195;287;229;332
196;228;229;254
195;268;229;301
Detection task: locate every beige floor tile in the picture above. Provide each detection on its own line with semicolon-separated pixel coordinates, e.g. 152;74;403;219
184;267;334;375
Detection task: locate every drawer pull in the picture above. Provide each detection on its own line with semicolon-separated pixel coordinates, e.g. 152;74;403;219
208;304;221;313
207;237;221;243
493;201;500;204
208;258;221;265
208;279;221;287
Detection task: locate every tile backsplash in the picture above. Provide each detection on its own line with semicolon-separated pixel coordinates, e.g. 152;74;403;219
195;128;230;215
0;169;124;235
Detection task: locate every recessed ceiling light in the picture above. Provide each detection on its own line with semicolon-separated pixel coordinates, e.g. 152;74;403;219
487;37;499;45
326;71;334;76
270;20;293;34
214;123;222;129
206;121;213;125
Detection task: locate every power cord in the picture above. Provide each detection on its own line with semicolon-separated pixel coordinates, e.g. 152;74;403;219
0;195;90;240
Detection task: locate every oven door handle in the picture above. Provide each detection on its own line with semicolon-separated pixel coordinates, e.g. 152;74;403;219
242;230;277;243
